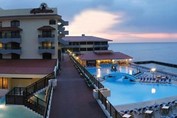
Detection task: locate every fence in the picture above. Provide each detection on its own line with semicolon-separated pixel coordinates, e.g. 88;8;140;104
98;91;122;118
69;55;104;89
6;72;55;116
68;52;122;118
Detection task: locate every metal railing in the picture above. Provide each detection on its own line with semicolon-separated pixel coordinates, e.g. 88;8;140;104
24;72;54;98
5;87;25;105
0;35;21;38
38;34;55;38
44;86;52;118
24;93;46;116
98;91;122;118
68;52;123;118
69;55;104;89
6;72;55;116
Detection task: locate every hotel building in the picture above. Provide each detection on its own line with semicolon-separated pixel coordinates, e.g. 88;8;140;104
0;3;68;91
59;34;112;53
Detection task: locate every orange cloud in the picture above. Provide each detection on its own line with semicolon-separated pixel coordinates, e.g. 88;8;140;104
67;9;177;42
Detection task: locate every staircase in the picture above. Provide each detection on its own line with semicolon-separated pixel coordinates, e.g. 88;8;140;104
5;72;54;116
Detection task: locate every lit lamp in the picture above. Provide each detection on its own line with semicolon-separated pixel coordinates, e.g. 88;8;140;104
76;56;79;60
150;68;156;79
151;88;156;94
129;59;132;61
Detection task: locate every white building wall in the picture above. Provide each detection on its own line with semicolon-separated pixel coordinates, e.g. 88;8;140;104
19;18;57;59
0;10;59;59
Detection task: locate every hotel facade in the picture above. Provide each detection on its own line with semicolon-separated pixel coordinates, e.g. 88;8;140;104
0;4;68;91
59;35;112;53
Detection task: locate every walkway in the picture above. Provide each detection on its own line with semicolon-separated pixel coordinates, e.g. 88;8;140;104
50;55;106;118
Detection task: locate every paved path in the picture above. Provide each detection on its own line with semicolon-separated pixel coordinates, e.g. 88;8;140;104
50;55;106;118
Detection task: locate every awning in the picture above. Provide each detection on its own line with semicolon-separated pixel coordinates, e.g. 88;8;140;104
38;26;55;31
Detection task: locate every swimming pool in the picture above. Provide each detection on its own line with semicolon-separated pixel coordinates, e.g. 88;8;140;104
0;93;44;118
87;64;137;79
87;65;177;106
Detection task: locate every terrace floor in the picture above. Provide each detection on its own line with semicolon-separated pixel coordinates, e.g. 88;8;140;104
49;55;106;118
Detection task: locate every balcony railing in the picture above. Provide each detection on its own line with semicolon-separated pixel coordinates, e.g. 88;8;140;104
0;47;21;54
38;46;55;54
0;35;21;43
38;35;55;43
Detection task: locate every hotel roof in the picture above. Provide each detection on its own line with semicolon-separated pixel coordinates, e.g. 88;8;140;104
79;51;132;60
62;35;112;42
0;59;56;75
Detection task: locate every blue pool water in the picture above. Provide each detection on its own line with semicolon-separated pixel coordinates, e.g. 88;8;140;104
0;96;43;118
103;77;177;105
87;64;137;79
87;65;177;106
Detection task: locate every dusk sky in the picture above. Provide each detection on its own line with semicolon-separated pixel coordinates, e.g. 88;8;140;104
1;0;177;42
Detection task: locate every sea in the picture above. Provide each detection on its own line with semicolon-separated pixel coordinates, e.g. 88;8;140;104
109;42;177;74
109;42;177;64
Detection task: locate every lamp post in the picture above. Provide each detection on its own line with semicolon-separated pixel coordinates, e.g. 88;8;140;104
150;68;156;79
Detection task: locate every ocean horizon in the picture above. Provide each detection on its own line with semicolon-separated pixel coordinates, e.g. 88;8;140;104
109;42;177;65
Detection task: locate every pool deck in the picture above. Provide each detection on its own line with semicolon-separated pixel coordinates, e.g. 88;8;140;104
49;55;106;118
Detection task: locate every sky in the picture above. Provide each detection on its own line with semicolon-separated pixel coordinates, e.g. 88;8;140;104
0;0;177;42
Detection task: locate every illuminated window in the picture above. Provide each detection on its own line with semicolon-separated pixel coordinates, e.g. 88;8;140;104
42;42;52;48
0;43;3;48
0;78;8;89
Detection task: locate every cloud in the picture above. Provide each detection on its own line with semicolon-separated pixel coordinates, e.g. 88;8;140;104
97;32;177;42
68;9;123;36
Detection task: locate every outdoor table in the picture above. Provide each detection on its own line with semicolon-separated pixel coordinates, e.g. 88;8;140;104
144;110;153;118
162;105;170;115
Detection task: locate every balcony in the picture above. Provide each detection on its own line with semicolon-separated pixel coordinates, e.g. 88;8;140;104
0;47;21;54
0;36;21;43
38;46;55;54
38;35;55;43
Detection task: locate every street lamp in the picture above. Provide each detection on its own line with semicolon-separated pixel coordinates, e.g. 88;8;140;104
150;68;156;78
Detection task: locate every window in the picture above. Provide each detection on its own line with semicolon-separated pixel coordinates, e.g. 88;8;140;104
87;48;93;51
80;42;86;45
0;77;8;89
42;53;52;59
87;42;93;45
42;42;52;49
49;19;56;25
0;32;2;38
11;20;20;27
80;48;86;51
42;31;52;37
0;43;3;49
101;42;108;45
11;31;20;38
0;21;2;27
11;53;20;59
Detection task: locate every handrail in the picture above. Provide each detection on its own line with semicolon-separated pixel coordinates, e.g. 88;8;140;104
24;92;46;116
68;52;122;118
69;54;104;89
98;91;122;118
44;86;52;118
6;87;25;96
25;72;54;98
6;72;55;116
